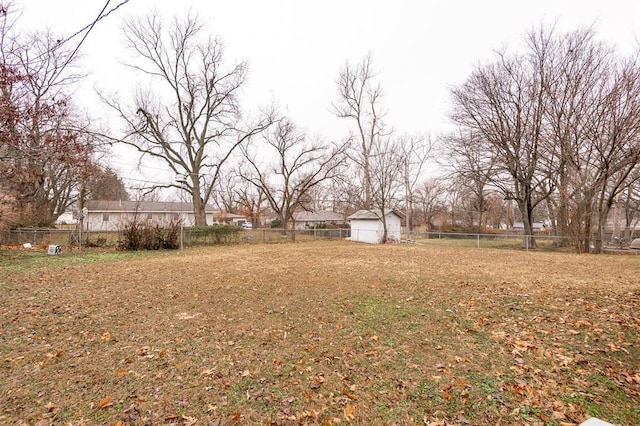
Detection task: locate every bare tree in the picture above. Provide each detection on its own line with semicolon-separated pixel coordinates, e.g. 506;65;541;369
414;178;448;231
534;28;640;251
333;53;388;209
619;179;640;241
450;25;640;252
444;129;499;232
398;133;432;233
369;136;404;241
211;171;239;214
450;28;558;247
239;119;346;239
212;169;269;227
325;169;364;215
100;12;274;226
233;180;268;228
587;57;640;251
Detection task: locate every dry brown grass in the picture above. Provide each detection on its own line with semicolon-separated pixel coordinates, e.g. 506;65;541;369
1;241;639;425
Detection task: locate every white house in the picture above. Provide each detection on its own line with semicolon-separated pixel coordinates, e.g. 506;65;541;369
83;200;246;231
513;222;547;232
292;210;346;230
347;209;404;244
54;210;74;226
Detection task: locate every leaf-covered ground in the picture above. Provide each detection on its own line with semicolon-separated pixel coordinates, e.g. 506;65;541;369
1;242;638;425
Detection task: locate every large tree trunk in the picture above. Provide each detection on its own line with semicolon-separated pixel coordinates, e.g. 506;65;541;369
517;197;537;249
191;180;207;226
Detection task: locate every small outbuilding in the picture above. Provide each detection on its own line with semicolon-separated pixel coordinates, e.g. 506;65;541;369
347;209;404;244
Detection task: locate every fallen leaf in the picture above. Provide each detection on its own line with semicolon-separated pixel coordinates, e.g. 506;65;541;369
513;340;535;351
552;411;567;419
182;415;197;426
98;396;113;409
344;403;356;420
342;387;357;400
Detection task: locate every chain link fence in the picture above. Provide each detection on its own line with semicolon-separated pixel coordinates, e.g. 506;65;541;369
2;227;351;248
2;227;637;253
410;230;639;253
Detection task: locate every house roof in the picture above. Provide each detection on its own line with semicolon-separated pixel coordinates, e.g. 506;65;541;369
347;209;405;221
85;200;217;213
293;210;345;222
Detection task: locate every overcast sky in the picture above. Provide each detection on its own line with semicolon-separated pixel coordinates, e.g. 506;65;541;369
15;0;640;191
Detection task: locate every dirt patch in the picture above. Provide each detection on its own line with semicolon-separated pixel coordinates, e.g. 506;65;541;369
1;241;638;425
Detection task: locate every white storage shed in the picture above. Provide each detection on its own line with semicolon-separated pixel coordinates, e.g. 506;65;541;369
347;209;403;244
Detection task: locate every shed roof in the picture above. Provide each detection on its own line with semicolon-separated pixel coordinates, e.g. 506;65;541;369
347;209;404;221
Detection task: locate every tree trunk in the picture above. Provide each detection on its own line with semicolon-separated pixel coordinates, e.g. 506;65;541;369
192;194;207;227
190;177;207;226
362;158;373;210
517;198;537;249
380;211;388;243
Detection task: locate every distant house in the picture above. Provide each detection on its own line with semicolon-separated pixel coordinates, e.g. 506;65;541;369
293;210;346;230
513;222;546;232
84;200;246;231
347;209;404;244
55;210;74;226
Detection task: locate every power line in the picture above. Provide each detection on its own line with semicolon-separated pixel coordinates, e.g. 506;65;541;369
52;1;131;79
108;158;172;173
58;1;131;49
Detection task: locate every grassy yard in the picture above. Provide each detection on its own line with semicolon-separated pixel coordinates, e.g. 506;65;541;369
1;242;638;425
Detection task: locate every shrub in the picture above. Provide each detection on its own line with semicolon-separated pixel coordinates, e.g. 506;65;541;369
118;219;181;250
270;219;282;229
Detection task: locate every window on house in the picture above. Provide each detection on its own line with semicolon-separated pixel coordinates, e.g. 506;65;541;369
102;213;109;222
172;213;180;220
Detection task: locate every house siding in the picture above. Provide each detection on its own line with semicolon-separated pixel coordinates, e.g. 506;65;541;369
82;201;236;231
